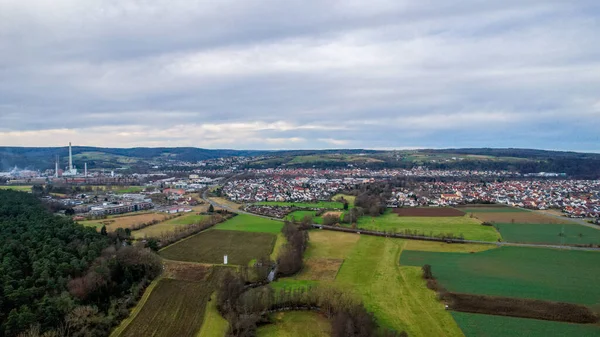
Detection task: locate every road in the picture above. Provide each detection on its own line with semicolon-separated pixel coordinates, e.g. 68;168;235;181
202;192;600;252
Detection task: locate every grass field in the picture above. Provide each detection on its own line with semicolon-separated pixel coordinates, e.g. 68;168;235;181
304;230;360;259
285;210;322;223
403;240;496;253
0;185;32;192
495;222;600;245
118;278;211;337
257;311;331;337
356;211;500;242
214;214;283;234
160;230;276;265
473;212;573;224
332;193;356;207
400;246;600;305
255;201;344;209
198;293;228;337
335;236;464;337
452;312;600;337
132;213;208;238
114;186;145;194
296;258;344;281
80;213;169;232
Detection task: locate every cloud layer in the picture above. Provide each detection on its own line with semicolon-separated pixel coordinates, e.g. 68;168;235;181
1;0;599;150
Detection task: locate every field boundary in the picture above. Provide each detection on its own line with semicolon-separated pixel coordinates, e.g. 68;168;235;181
109;278;161;337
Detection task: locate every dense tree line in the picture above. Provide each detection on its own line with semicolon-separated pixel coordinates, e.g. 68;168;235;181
276;221;309;277
0;190;162;336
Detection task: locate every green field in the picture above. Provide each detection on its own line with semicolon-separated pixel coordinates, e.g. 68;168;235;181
198;293;229;337
401;246;600;305
332;193;356;207
495;222;600;245
255;201;344;209
356;211;500;242
114;186;145;194
335;236;464;337
118;279;211;337
452;312;600;337
214;214;283;234
0;185;32;192
160;229;276;265
257;311;331;337
285;210;322;223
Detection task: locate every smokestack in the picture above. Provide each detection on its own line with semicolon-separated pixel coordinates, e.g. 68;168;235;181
84;162;87;177
55;155;59;178
69;142;73;171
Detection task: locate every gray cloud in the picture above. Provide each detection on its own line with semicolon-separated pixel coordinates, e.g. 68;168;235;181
1;0;599;150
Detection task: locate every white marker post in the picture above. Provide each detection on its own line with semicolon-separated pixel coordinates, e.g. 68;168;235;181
224;255;228;265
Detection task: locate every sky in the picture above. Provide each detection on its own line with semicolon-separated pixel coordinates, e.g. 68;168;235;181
1;1;599;151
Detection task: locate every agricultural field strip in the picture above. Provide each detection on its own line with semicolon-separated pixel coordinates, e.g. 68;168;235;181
400;246;600;305
206;197;600;250
110;279;161;337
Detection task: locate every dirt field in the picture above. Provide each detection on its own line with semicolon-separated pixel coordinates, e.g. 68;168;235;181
323;211;343;217
81;213;169;231
473;212;574;224
393;208;465;217
160;229;276;265
210;197;243;210
163;260;211;282
296;258;344;281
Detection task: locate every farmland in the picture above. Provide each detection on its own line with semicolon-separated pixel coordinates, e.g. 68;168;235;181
355;211;500;242
0;185;31;192
160;229;276;265
495;222;600;245
117;278;212;337
472;211;573;224
132;212;207;238
79;212;169;231
400;246;600;305
257;311;331;337
452;312;600;337
255;200;344;209
214;214;283;234
393;207;465;217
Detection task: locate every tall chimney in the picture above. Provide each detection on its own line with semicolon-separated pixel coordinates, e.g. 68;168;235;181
84;162;87;177
69;142;73;171
55;155;59;178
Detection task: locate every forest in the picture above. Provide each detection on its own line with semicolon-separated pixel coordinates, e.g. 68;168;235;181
0;190;162;337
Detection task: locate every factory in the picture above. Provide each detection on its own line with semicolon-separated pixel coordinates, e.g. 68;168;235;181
59;142;87;177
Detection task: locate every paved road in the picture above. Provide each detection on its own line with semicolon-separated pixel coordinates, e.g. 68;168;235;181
203;194;600;252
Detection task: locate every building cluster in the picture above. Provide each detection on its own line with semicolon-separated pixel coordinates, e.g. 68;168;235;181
223;177;370;202
243;167;519;178
388;180;600;218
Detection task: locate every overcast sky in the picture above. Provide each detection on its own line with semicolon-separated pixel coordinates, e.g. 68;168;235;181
1;1;599;151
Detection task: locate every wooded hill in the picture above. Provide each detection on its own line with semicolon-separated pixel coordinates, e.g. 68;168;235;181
0;190;162;337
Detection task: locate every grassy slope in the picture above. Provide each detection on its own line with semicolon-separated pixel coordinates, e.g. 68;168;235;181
197;293;228;337
257;312;331;337
214;214;283;234
285;210;322;224
495;222;600;245
336;236;464;337
356;211;500;242
452;312;600;337
400;247;600;305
